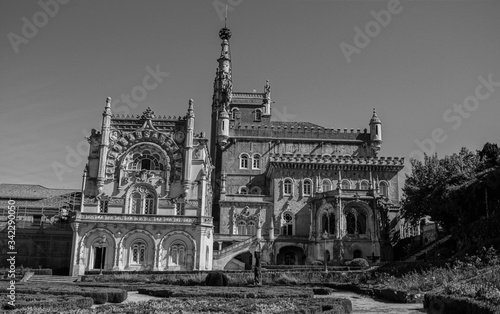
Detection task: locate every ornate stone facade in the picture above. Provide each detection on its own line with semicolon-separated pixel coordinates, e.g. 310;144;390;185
70;100;214;276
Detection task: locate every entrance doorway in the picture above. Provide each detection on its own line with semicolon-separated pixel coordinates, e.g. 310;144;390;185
93;247;106;269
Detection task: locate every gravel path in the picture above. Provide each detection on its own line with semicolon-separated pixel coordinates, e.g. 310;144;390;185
324;290;426;314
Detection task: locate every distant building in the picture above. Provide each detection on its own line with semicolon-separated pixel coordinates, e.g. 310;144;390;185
210;27;405;269
0;184;79;274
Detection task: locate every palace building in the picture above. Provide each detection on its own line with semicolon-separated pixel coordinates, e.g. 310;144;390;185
1;25;405;274
209;27;405;270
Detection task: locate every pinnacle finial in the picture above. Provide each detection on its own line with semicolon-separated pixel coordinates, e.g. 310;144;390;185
219;27;231;40
187;99;195;117
105;97;111;108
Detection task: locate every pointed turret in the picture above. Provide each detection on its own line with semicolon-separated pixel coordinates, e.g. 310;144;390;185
97;97;112;189
217;109;230;146
213;27;233;111
369;108;383;153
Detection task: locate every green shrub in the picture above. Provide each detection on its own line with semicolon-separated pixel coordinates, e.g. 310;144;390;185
205;271;229;286
7;293;93;311
347;258;369;268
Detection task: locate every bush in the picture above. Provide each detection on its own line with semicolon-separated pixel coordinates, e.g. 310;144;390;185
347;258;369;268
205;271;229;286
8;283;128;305
6;293;93;311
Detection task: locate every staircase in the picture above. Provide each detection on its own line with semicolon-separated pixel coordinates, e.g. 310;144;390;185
212;236;256;270
404;234;452;262
28;275;78;283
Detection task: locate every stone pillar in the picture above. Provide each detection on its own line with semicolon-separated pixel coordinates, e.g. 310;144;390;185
69;222;82;276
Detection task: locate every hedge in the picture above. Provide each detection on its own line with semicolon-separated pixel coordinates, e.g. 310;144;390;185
9;283;127;304
424;293;500;314
3;293;93;311
138;285;314;299
95;297;352;314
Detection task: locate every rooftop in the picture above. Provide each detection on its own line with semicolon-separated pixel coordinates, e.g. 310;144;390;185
0;184;79;200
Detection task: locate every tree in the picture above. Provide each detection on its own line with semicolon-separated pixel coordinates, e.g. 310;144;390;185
401;148;479;232
401;143;500;251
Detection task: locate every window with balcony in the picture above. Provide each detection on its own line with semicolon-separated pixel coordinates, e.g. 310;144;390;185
237;221;247;235
128;186;156;214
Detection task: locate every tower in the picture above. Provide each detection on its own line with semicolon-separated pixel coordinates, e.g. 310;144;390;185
369;108;383;154
210;26;233;232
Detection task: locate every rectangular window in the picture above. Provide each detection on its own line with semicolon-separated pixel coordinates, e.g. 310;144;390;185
145;199;154;214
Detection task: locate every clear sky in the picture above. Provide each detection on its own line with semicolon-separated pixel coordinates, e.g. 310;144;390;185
1;0;499;190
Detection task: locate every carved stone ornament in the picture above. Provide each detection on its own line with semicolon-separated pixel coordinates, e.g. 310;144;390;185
141;107;156;120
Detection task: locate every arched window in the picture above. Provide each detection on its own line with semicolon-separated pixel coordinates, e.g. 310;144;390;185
357;212;367;234
129;150;164;170
130;192;142;214
237;221;247;235
255;109;262;122
322;180;332;192
322;212;328;233
360;181;369;190
238;186;249;195
282;211;294;235
353;249;362;259
169;242;186;267
250;186;262;195
346;212;356;234
283;179;293;195
341;180;350;190
379;181;388;198
128;186;156;214
247;221;256;235
303;179;312;196
131;241;146;264
329;213;336;234
240;154;249;169
231;108;239;120
252;154;261;169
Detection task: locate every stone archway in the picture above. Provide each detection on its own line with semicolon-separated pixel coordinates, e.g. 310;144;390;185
158;230;197;270
79;228;116;272
276;246;305;265
118;229;156;271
